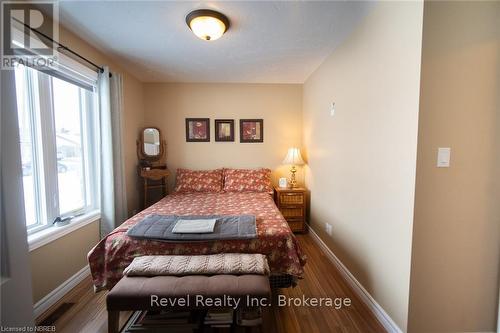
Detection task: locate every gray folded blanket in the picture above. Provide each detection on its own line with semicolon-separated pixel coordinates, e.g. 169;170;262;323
126;214;257;241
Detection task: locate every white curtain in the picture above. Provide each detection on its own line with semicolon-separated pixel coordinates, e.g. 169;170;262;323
1;68;35;325
98;67;128;237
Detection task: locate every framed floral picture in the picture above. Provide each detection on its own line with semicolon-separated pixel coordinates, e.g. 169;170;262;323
215;119;234;142
240;119;263;143
185;118;210;142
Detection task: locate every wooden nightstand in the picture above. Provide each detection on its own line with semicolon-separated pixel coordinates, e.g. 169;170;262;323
139;167;170;208
274;187;307;233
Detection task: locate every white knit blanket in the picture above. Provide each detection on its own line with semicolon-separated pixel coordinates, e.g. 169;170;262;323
123;253;270;276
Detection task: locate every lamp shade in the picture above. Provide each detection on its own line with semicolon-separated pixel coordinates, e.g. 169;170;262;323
282;147;305;165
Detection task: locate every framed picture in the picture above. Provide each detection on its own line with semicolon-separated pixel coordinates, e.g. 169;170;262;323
240;119;264;143
279;177;288;188
185;118;210;142
215;119;234;142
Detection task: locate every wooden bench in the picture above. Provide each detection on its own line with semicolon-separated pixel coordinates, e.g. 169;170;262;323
106;274;271;333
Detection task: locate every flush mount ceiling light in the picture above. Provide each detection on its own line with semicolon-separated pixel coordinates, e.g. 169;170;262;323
186;9;230;41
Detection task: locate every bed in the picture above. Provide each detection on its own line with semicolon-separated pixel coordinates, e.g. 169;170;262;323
88;191;307;291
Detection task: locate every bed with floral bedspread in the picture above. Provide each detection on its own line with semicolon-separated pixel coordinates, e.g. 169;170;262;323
88;192;307;291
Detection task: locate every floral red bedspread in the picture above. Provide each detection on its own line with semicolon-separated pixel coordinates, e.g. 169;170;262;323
88;192;307;291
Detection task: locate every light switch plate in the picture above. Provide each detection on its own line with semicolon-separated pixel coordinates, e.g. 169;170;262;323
437;147;451;167
330;102;335;117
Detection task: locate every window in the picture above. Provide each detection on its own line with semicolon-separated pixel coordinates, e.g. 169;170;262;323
15;64;99;233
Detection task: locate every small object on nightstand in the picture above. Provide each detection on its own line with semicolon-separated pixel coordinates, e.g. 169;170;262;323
274;186;307;233
278;177;288;188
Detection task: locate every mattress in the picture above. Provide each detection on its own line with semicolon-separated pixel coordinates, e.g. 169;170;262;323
88;192;307;291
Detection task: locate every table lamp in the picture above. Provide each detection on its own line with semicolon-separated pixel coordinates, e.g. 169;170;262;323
282;147;305;188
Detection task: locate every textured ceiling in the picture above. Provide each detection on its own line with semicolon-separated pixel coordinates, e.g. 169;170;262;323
56;1;374;83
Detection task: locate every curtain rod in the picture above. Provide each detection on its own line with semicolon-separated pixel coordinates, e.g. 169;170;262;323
13;17;108;76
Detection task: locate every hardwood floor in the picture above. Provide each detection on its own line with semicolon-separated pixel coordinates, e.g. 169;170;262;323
37;234;387;333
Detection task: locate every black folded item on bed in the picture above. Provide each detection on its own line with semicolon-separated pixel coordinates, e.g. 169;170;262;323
126;214;257;241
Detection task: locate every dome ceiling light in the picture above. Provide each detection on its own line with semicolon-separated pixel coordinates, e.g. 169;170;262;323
186;9;230;41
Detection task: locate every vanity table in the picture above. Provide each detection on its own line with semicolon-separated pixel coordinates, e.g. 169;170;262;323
137;127;169;208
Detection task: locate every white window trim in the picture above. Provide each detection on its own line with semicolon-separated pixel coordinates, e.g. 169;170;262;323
28;210;100;252
14;23;101;245
21;67;99;235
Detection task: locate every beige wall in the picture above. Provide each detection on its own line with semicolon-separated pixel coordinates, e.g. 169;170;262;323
408;1;500;332
30;24;144;304
302;2;423;330
143;83;303;189
30;222;99;303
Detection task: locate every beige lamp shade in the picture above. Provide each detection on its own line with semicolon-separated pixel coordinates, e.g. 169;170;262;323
282;147;305;165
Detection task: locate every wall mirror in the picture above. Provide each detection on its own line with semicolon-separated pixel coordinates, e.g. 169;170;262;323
137;127;166;165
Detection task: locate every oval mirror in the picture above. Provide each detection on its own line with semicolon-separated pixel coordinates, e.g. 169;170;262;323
143;128;160;156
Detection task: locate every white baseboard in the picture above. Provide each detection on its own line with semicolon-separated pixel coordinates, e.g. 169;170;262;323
308;227;403;333
34;266;90;319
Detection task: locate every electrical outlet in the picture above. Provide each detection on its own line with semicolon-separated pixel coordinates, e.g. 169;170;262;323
325;223;332;235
